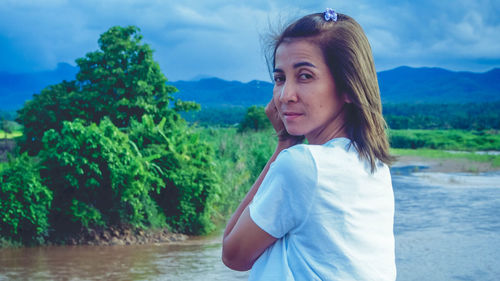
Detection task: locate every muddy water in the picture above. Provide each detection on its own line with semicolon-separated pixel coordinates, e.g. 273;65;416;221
0;233;248;280
1;169;499;280
0;232;248;280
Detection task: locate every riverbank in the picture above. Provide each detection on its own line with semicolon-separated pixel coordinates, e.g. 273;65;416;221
392;148;500;173
0;225;188;248
52;225;188;247
393;155;500;173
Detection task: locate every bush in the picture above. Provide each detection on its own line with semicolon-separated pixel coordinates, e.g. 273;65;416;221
388;129;500;151
39;118;165;238
128;115;220;234
0;153;52;244
199;128;275;218
238;106;271;132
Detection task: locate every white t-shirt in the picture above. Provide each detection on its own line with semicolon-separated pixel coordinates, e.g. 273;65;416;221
248;138;396;281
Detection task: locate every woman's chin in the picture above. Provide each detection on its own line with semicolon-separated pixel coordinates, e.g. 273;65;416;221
285;127;304;137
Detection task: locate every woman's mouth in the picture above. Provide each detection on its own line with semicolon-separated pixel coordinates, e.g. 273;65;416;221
283;112;302;121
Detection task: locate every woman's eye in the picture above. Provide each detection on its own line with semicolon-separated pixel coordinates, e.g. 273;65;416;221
299;73;312;80
274;75;285;83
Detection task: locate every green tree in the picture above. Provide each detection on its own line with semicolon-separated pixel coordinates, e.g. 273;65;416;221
39;119;165;238
75;26;177;126
0;153;52;244
129;115;219;234
16;81;80;154
238;105;271;132
13;25;218;238
17;26;195;155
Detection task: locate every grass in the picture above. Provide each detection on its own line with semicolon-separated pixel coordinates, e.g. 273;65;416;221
389;129;500;151
198;127;276;218
0;130;22;139
392;148;500;167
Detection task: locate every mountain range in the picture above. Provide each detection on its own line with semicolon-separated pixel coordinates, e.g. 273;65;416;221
0;63;78;110
1;64;499;110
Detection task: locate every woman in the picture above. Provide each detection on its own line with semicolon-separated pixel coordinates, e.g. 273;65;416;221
222;9;396;280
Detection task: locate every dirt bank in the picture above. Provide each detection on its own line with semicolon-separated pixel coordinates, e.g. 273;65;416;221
54;225;188;246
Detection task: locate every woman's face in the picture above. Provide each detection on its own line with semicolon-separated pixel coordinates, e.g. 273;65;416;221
273;40;347;144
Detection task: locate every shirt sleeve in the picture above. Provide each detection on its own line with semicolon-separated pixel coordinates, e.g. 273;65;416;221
249;145;318;238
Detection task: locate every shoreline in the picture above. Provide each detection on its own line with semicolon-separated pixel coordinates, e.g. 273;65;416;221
0;226;189;248
55;225;189;247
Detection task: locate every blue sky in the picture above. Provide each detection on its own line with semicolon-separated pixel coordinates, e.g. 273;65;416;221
1;0;499;82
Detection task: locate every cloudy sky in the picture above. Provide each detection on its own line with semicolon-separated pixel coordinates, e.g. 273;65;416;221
1;0;499;82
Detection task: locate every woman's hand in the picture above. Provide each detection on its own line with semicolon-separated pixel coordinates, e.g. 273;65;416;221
265;99;304;145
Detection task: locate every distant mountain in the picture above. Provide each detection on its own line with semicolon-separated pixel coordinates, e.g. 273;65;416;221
378;66;500;103
0;63;78;110
1;65;499;111
171;78;273;107
172;67;500;107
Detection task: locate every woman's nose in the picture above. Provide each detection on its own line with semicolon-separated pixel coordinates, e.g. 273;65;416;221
279;81;298;103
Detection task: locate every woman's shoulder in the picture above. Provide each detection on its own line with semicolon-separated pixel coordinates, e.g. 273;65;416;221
277;139;350;164
299;138;356;164
269;144;318;183
275;144;316;170
302;138;386;176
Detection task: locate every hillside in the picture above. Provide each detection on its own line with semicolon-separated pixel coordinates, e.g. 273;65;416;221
172;67;500;106
378;66;500;103
0;63;78;109
1;65;499;110
171;78;273;107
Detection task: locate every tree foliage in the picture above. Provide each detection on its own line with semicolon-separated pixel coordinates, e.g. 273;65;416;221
16;81;80;154
238;105;271;132
75;26;176;126
383;102;500;130
16;26;191;155
5;25;220;241
0;153;52;244
39;119;166;236
128;115;219;234
388;129;500;150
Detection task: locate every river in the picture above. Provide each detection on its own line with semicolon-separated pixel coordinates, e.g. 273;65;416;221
1;168;499;280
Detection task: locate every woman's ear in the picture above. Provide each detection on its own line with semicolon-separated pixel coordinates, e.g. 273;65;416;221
343;93;353;104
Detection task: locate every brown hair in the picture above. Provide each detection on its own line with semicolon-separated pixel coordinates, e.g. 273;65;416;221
265;12;394;172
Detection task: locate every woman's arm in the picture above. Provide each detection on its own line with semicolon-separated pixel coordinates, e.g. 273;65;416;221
222;100;302;271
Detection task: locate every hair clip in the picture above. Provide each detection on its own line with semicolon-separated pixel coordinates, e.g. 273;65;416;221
324;8;338;22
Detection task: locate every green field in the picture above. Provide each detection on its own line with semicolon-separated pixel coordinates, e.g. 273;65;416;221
0;130;22;139
388;129;500;151
391;148;500;167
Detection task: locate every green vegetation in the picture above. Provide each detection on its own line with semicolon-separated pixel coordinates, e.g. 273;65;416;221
0;153;52;245
388;129;500;151
1;25;218;245
391;148;500;167
383;103;500;130
1;26;499;247
0;119;22;139
40;118;167;239
0;130;22;139
181;106;246;127
238;105;271;132
128;115;219;234
199;127;276;218
183;102;500;130
16;26;199;156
